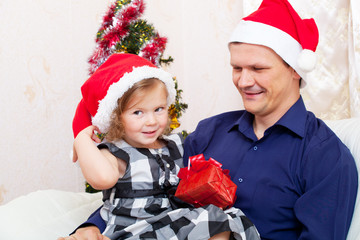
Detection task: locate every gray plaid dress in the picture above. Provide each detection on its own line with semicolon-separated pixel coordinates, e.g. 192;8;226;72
99;133;260;240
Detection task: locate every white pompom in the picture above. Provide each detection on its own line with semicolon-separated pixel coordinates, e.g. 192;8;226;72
297;49;317;72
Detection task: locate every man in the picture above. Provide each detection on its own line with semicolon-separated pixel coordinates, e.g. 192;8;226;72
59;0;357;239
183;0;357;239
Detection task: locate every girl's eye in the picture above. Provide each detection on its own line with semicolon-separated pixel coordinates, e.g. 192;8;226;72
133;110;143;116
155;107;164;112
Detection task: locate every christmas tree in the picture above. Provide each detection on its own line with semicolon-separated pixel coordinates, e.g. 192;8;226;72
85;0;187;193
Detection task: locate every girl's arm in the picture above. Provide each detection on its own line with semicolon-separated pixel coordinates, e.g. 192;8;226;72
74;125;120;190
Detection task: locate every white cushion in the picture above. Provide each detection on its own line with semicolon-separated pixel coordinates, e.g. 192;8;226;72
0;189;102;240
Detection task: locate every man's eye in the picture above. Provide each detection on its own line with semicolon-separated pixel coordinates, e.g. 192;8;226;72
253;67;265;71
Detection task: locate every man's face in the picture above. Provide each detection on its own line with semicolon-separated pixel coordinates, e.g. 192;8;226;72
229;43;300;119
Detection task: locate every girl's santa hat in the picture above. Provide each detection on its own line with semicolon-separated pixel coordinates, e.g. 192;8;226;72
229;0;319;88
72;53;175;138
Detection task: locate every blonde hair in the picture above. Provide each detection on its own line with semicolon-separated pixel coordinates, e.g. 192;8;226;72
105;78;170;142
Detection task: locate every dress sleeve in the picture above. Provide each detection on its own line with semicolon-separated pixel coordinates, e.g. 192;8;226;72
294;134;358;240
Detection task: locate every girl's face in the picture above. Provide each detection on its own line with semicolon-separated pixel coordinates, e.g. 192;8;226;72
120;82;169;149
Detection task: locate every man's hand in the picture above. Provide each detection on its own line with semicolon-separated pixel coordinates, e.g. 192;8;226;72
57;226;110;240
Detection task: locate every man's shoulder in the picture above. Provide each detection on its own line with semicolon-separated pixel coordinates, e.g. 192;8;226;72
184;110;247;156
304;113;336;140
197;110;246;128
303;113;352;156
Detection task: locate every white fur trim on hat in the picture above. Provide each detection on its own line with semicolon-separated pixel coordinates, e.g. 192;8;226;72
297;49;317;72
92;66;175;133
229;20;308;87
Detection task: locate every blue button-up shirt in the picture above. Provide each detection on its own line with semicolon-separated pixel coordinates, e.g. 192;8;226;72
184;97;357;240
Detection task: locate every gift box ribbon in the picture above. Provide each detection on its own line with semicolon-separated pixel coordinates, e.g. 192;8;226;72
178;154;231;180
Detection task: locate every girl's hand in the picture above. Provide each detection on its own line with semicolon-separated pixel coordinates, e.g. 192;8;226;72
79;125;103;143
73;126;102;162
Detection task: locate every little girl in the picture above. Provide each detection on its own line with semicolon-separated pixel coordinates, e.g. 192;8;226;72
71;53;260;240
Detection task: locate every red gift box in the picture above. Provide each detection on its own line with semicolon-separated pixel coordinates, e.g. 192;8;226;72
175;154;237;209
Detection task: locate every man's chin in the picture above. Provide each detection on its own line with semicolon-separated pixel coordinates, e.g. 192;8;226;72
243;101;262;112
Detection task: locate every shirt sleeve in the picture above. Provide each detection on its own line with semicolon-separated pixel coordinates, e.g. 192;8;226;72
294;134;358;240
183;134;195;166
70;206;106;235
183;119;213;166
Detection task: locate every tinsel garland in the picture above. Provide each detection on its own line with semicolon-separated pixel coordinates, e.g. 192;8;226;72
88;0;168;75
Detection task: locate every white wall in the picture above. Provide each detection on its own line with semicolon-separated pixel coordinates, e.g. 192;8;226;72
1;0;359;204
0;0;112;204
143;1;245;132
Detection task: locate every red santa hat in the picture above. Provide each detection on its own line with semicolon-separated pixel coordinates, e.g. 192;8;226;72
229;0;319;87
72;53;176;138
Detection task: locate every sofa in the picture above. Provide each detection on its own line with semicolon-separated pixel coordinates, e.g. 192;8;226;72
0;118;359;240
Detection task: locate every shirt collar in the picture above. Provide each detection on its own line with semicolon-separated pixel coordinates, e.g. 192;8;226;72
275;96;307;138
230;96;307;138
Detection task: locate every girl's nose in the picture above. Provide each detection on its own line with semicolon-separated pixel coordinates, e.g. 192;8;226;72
145;113;156;125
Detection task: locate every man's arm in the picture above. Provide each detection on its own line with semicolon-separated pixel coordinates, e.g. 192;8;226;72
75;207;106;234
295;135;358;239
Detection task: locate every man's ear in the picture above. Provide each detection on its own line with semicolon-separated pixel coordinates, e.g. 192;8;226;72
291;69;302;88
293;69;301;81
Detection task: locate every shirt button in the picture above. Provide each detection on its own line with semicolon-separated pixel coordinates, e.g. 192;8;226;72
253;146;258;151
166;163;170;168
238;178;243;183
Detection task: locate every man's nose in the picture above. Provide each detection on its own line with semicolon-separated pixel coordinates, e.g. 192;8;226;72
237;69;254;87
